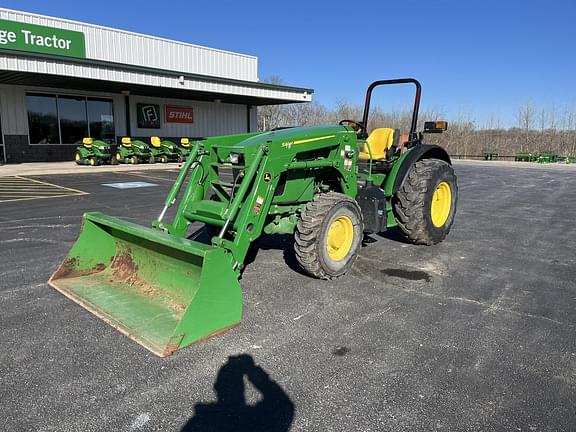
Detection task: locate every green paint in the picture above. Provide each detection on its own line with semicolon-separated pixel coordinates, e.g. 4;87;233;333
49;213;241;357
51;124;451;356
0;19;85;58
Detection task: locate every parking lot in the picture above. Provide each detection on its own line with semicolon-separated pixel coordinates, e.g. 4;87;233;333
1;161;575;431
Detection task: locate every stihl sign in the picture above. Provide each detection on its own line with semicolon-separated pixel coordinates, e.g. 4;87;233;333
165;105;194;124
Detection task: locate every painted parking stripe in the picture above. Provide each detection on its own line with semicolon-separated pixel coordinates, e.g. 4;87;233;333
0;176;88;203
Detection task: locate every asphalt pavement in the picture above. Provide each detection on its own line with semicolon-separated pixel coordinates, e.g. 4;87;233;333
1;162;575;431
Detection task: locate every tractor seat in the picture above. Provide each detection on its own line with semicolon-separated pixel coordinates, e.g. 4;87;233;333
121;137;132;147
150;136;162;148
358;128;400;160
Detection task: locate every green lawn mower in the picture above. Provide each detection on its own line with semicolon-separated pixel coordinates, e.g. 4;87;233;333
50;78;458;357
178;137;193;160
115;137;153;164
149;136;184;163
75;137;116;165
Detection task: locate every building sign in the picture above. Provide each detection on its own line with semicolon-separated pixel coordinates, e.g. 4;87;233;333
137;104;160;129
165;105;194;124
0;19;85;58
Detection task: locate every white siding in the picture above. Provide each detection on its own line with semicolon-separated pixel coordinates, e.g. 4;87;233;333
0;85;251;138
0;55;312;103
0;84;28;134
0;8;258;81
129;96;248;137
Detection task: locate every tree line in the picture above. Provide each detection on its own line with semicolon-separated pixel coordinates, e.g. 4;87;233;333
258;81;576;158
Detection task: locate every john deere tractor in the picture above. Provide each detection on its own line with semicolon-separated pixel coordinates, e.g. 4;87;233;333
50;78;457;356
75;137;116;165
115;137;153;164
149;136;185;163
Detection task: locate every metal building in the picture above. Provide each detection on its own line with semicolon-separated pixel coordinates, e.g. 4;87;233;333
0;8;313;163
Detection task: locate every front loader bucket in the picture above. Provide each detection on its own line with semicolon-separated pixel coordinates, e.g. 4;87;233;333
49;212;242;357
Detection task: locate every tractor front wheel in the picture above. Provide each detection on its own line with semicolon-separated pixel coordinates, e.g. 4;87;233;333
393;158;458;245
295;192;364;280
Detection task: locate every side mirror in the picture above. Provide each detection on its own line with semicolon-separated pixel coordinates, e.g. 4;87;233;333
423;121;448;133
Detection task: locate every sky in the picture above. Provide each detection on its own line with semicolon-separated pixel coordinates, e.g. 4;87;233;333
2;0;576;127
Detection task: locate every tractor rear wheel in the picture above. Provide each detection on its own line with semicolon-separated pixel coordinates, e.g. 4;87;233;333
393;158;458;245
295;192;363;280
74;152;83;165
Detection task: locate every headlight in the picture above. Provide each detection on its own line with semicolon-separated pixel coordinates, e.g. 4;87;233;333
229;153;241;164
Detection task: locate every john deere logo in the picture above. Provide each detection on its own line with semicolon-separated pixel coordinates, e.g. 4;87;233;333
263;172;272;182
137;103;160;129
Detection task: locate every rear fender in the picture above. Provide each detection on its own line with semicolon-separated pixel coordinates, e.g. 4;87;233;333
384;145;451;196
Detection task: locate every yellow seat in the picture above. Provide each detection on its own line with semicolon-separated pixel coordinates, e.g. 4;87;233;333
150;136;162;148
358;128;397;160
82;137;93;147
121;137;132;147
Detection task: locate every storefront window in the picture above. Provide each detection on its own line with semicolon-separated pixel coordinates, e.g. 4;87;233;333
88;98;114;143
26;94;59;144
58;96;88;144
26;93;115;144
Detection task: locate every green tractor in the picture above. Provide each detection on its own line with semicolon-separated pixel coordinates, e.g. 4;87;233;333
149;136;185;163
74;137;116;165
115;137;153;164
50;78;458;357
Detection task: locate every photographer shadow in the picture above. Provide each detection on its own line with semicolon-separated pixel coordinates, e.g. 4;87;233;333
181;354;294;432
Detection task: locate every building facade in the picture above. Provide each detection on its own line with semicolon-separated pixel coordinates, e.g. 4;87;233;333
0;8;313;163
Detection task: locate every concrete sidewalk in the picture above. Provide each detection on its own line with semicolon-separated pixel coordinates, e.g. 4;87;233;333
1;159;574;178
0;161;181;177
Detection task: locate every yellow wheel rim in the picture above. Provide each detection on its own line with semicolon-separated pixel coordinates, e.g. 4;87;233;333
116;153;121;160
89;158;95;166
326;215;354;261
431;181;452;227
75;153;80;161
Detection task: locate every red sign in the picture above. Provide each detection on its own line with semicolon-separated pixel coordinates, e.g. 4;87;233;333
165;105;194;124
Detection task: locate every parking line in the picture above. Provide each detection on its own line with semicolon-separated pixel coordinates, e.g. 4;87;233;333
0;176;89;203
16;176;87;194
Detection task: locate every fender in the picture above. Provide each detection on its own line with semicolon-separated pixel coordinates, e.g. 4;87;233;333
384;144;451;196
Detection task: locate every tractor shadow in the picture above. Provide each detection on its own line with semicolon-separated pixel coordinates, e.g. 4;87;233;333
187;227;305;276
373;226;412;244
244;234;307;276
181;354;294;432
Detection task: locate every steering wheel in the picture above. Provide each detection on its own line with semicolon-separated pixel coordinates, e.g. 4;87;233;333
339;119;365;134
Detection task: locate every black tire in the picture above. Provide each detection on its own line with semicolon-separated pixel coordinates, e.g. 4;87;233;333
74;152;83;165
110;156;118;165
149;155;156;164
393;158;458;245
294;192;364;280
177;154;185;164
88;157;96;166
160;155;169;163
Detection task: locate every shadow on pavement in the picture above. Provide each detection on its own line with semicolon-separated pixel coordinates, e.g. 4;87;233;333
181;354;294;432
